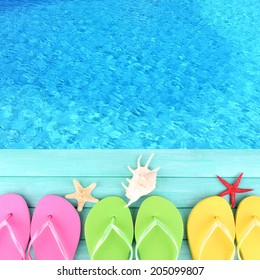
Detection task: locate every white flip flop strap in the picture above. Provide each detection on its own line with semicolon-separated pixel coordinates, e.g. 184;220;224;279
0;214;26;260
198;217;235;260
91;217;133;260
237;216;260;260
27;215;69;260
135;217;179;260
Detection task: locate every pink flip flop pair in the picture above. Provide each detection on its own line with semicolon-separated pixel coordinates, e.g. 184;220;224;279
0;194;80;260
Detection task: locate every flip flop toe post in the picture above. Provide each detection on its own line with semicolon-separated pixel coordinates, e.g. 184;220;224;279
28;195;81;260
0;194;30;260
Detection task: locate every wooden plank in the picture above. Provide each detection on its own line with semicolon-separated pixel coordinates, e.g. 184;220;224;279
75;240;239;260
74;240;192;260
29;207;236;242
1;177;259;208
0;149;259;177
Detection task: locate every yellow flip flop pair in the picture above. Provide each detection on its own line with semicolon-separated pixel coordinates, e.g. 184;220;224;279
187;196;260;260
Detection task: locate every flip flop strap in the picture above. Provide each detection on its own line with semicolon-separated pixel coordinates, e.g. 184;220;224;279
237;216;260;260
91;217;133;260
27;215;69;260
198;217;235;260
135;217;179;260
0;214;26;260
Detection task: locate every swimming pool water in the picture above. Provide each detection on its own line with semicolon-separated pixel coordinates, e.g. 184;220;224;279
0;0;259;148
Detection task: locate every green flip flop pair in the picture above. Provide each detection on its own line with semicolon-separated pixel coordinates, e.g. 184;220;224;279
85;196;184;260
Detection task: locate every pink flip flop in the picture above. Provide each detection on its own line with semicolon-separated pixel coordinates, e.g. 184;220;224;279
27;195;80;260
0;194;30;260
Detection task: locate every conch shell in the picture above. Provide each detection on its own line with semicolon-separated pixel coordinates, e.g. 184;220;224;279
122;153;160;207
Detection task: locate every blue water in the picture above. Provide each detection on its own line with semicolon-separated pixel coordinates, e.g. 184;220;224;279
0;0;259;148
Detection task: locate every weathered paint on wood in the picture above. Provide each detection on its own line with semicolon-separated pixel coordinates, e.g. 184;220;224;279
0;149;259;177
0;149;259;260
0;177;258;208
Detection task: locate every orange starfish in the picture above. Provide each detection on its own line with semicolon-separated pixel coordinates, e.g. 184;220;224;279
217;173;253;208
65;179;99;212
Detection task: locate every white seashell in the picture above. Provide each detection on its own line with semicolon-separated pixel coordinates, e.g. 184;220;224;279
122;153;160;207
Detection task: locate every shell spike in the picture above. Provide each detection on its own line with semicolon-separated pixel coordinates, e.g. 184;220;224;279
124;200;133;208
121;182;128;190
145;153;155;168
128;166;134;174
152;167;160;173
137;155;142;168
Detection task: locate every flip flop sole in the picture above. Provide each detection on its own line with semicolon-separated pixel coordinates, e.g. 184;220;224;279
236;196;260;260
0;193;30;260
187;196;235;260
30;195;80;260
135;196;184;260
85;196;133;260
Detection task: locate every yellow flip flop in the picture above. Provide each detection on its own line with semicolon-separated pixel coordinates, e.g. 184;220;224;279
187;196;235;260
236;196;260;260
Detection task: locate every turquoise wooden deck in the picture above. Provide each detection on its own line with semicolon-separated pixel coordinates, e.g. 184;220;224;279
0;149;259;260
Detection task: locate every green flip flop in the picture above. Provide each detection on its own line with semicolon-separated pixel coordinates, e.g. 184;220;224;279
135;196;184;260
85;196;134;260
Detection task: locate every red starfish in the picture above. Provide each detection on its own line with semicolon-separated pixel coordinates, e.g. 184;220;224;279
217;173;253;208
